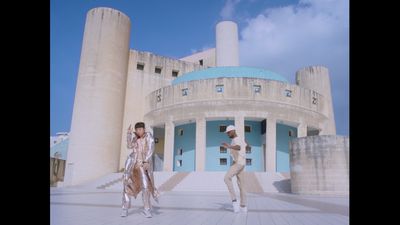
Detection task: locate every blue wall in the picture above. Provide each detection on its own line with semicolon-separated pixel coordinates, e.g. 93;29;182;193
173;123;196;171
205;120;234;171
276;123;297;172
171;120;295;172
244;121;263;171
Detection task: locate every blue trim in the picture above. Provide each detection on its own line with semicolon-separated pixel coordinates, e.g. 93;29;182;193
172;66;289;85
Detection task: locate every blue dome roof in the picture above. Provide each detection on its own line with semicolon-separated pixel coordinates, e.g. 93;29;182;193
172;66;288;85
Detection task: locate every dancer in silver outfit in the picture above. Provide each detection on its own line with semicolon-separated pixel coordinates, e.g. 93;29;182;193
121;122;159;218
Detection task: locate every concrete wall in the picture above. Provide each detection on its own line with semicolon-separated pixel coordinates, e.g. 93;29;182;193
118;50;207;169
144;77;327;129
290;135;349;195
180;48;216;68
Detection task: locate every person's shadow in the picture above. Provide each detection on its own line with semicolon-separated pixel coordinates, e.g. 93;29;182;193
216;203;234;212
127;206;163;216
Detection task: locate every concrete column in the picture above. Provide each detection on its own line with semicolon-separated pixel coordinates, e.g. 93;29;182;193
297;123;307;138
234;115;245;140
216;21;239;67
266;117;277;172
296;66;336;135
64;7;131;185
163;120;175;171
195;117;206;171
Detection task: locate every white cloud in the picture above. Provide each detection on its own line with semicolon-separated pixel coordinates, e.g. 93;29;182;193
220;0;241;20
238;0;349;135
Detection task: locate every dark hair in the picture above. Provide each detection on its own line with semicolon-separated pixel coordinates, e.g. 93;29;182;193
134;122;145;129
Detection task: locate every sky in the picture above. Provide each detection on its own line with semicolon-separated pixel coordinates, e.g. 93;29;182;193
50;0;349;136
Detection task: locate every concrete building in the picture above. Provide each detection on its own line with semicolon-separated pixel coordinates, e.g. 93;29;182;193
64;7;336;186
50;132;69;186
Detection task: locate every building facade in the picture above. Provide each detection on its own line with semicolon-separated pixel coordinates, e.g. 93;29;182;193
64;7;336;186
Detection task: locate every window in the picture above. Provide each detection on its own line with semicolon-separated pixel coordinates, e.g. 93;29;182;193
199;59;203;66
178;148;183;155
178;128;184;136
246;146;251;154
216;85;224;93
220;146;227;154
245;125;251;133
219;125;227;132
137;63;144;70
289;130;293;137
285;89;292;97
155;67;162;74
182;88;188;96
253;85;261;93
172;70;179;77
246;158;252;166
176;160;182;167
220;158;227;165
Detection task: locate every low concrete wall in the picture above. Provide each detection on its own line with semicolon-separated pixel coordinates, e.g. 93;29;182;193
290;135;349;195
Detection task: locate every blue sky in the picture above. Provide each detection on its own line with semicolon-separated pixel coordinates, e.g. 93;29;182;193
51;0;349;136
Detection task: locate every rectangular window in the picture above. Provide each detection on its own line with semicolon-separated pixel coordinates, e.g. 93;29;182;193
219;125;227;132
246;158;252;166
172;70;179;77
220;146;227;154
176;160;182;167
220;158;227;165
178;128;184;136
199;59;203;66
155;67;162;74
216;85;224;93
182;88;188;96
253;85;261;93
178;148;183;155
137;63;144;70
245;125;251;133
246;146;251;154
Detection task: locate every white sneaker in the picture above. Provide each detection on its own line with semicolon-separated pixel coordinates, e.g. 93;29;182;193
141;209;152;218
240;206;248;213
120;209;128;217
232;201;240;213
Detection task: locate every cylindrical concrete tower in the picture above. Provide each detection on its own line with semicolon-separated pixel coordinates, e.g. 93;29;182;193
64;7;131;185
296;66;336;135
216;21;239;67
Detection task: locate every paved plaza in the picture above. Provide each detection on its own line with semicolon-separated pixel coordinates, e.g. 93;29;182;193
51;187;349;225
